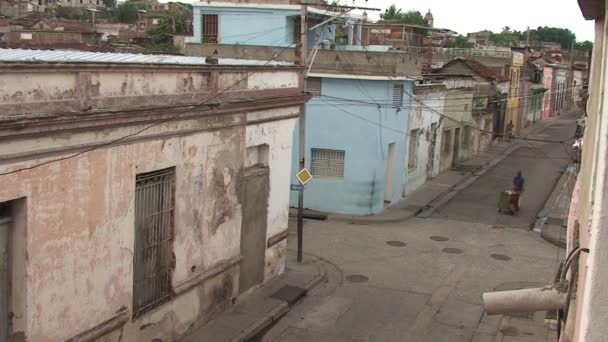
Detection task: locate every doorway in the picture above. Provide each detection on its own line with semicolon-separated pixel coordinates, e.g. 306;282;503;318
384;143;396;205
0;203;11;342
239;166;270;295
453;127;461;166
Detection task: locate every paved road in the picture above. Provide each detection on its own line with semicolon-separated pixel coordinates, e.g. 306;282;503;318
432;115;576;229
255;117;575;342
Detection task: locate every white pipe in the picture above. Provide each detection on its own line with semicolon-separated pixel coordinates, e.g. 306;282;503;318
483;286;567;315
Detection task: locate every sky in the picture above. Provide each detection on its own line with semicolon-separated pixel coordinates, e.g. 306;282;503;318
359;0;595;42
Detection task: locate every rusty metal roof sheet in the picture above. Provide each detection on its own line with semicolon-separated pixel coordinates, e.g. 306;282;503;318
0;48;293;66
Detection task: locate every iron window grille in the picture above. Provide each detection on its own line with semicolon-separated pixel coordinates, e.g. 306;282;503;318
132;167;175;319
392;84;404;108
311;148;345;179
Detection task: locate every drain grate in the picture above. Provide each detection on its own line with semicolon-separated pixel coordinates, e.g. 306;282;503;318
442;248;464;254
491;254;512;261
270;285;307;306
346;274;369;283
430;236;449;242
386;240;406;247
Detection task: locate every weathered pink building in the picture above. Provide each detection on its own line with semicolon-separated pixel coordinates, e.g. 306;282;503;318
0;49;308;341
542;66;554;120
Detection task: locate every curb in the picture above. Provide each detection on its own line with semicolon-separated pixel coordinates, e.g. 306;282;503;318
230;266;328;342
328;211;416;224
541;224;567;248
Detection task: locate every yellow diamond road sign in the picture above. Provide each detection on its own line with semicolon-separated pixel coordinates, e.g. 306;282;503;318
296;168;313;185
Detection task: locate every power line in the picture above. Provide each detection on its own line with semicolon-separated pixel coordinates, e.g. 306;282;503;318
318;98;573;162
316;95;576;144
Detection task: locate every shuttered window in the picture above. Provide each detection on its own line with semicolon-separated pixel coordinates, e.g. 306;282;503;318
392;84;404;108
202;14;218;43
306;77;322;96
311;148;345;178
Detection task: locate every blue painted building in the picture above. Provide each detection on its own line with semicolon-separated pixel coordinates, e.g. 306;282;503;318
192;3;336;48
290;75;415;215
189;2;421;215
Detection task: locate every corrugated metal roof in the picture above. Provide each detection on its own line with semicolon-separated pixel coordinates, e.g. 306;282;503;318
0;48;293;66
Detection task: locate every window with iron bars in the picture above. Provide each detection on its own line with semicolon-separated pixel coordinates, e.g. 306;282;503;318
392;84;404;108
311;148;345;179
132;167;175;319
306;77;322;96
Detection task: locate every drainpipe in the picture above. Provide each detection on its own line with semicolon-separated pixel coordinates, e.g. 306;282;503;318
483;285;567;315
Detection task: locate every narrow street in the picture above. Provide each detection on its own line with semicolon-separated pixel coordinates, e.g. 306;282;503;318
255;115;577;342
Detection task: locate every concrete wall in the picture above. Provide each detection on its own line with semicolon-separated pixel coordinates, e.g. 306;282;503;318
289;77;412;215
565;12;608;342
405;84;445;194
4;31;100;44
441;89;474;169
0;63;304;341
185;43;422;76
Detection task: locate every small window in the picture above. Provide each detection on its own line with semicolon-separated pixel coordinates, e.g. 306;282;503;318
392;84;404;108
202;14;219;43
152;18;159;25
408;129;419;170
311;148;345;179
442;130;452;153
306;77;322;96
20;33;32;40
133;167;175;319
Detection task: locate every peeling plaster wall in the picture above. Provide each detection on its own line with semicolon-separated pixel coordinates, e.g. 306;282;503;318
0;107;298;341
0;65;303;341
0;67;299;117
246;108;298;280
406;86;445;195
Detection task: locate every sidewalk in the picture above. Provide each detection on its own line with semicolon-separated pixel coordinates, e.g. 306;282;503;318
536;163;577;248
179;250;327;342
328;114;570;225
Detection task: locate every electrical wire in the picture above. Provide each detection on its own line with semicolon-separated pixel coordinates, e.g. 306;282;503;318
0;36;298;177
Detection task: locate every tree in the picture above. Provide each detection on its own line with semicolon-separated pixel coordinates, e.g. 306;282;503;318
147;8;190;45
380;5;427;26
531;26;576;49
103;0;116;8
55;6;89;20
448;35;473;48
381;4;402;22
400;10;427;26
575;40;593;51
112;1;139;23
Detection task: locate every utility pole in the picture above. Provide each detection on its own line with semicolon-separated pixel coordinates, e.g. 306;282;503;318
296;3;307;263
526;26;530;46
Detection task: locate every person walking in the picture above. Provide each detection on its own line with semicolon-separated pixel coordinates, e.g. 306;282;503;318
506;121;514;142
512;171;525;212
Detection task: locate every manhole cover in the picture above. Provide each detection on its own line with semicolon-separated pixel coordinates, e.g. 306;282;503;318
491;254;512;261
386;240;406;247
346;274;369;283
442;248;464;254
430;236;449;242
